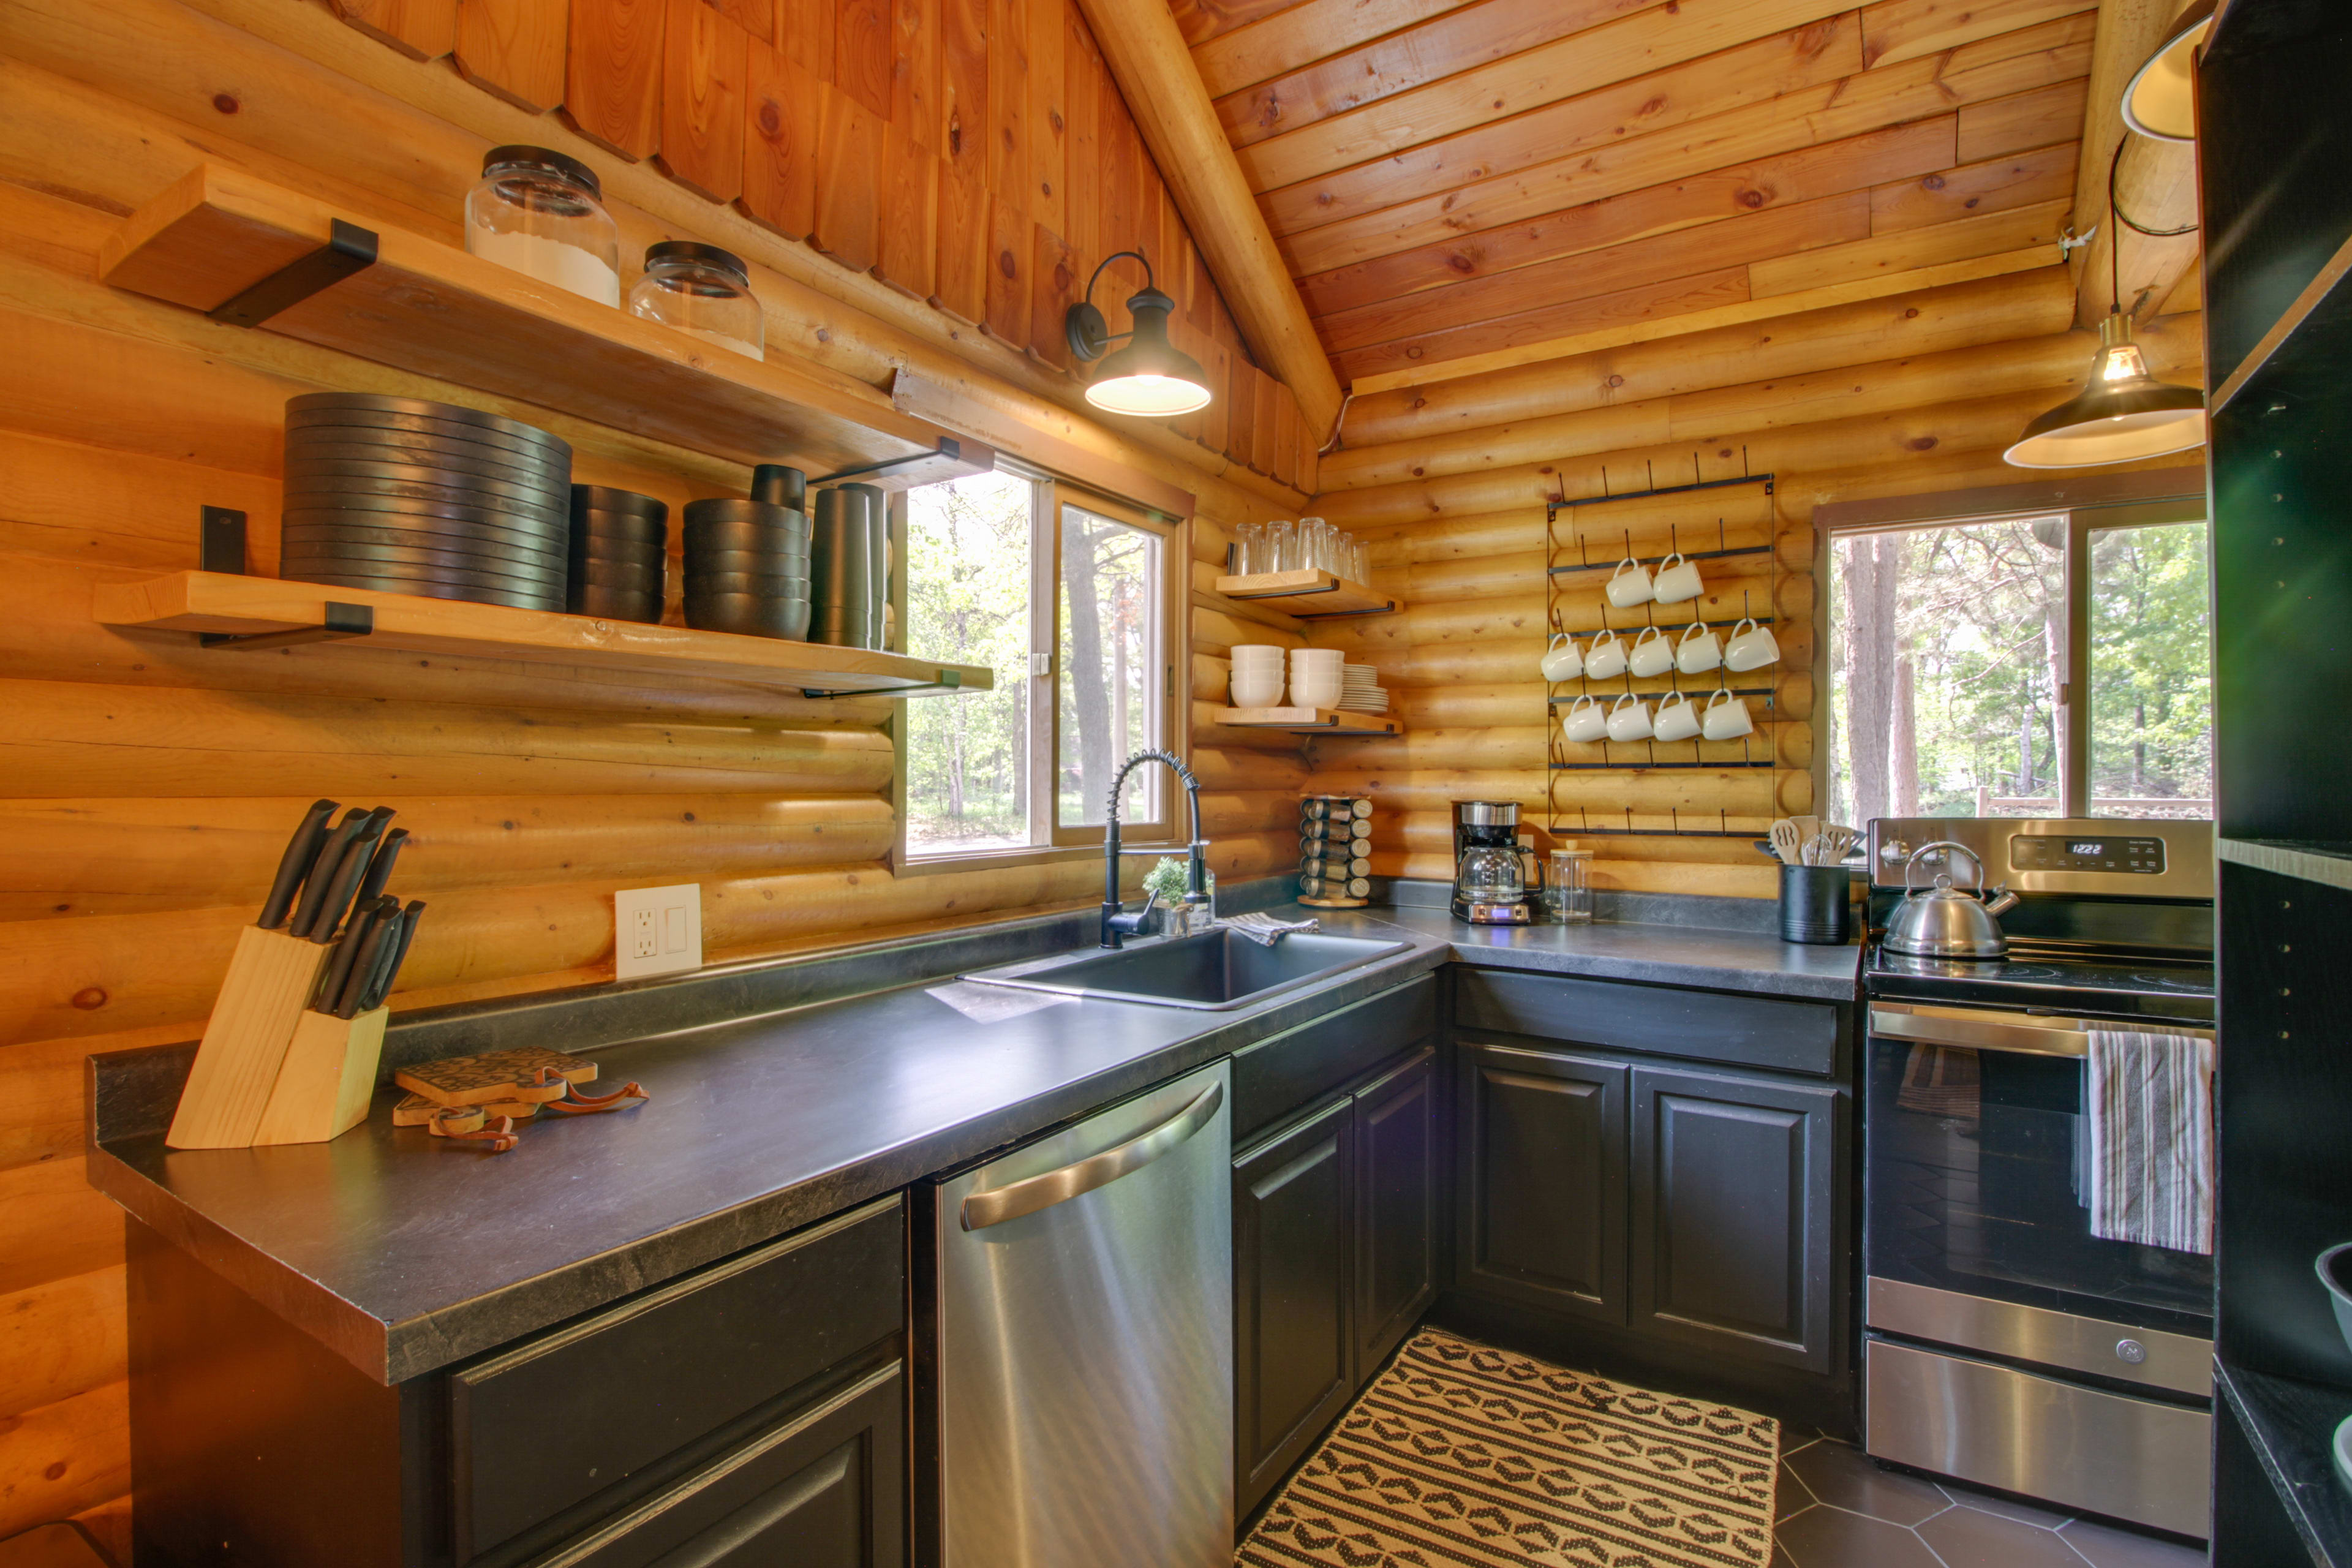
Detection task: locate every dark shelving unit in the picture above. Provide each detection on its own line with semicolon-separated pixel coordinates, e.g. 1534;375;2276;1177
2206;4;2352;1562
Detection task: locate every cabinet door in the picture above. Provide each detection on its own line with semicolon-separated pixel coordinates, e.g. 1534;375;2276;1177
1455;1041;1628;1325
557;1360;906;1567
1234;1095;1355;1520
1354;1047;1438;1376
1630;1066;1839;1372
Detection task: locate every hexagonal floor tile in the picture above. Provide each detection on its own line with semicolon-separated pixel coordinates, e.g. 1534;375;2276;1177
1776;1506;1946;1567
1784;1441;1952;1528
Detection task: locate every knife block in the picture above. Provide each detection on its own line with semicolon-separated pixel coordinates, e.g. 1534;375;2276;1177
252;1005;390;1145
167;925;333;1149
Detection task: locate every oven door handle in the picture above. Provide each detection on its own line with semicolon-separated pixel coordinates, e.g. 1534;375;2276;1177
1869;1002;2214;1058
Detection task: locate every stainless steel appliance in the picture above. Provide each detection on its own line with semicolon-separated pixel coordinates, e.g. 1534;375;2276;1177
1881;840;2021;959
1861;818;2214;1539
921;1060;1232;1567
1451;800;1542;924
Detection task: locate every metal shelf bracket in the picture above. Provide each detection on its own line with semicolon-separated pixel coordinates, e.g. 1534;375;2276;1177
207;219;379;329
200;601;375;650
804;668;966;699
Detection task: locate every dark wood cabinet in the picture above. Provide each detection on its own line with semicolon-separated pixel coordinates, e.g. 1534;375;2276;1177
1628;1066;1838;1373
1353;1048;1438;1376
1232;1093;1357;1520
1455;1041;1628;1325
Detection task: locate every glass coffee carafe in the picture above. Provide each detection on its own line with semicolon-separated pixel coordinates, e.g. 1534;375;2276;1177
1452;801;1542;924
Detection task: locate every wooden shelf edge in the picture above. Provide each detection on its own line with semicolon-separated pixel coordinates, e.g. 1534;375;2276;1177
1213;569;1400;617
1214;706;1400;734
2214;231;2352;414
2219;837;2352;892
94;572;993;696
2217;1362;2352;1568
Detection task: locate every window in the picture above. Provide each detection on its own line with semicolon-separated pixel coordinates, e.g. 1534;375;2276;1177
1826;504;2210;824
899;466;1178;860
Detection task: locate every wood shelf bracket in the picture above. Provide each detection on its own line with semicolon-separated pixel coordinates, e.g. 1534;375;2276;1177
207;218;378;329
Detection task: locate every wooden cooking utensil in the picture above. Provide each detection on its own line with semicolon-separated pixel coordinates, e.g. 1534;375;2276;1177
1769;820;1804;866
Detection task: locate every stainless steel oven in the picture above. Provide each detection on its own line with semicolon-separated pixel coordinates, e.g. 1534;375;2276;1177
1860;818;2214;1540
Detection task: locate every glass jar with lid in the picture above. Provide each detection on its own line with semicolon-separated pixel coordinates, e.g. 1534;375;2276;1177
628;241;764;361
465;145;621;307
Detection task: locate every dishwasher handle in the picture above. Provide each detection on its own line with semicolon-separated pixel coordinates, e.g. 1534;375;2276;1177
961;1080;1224;1232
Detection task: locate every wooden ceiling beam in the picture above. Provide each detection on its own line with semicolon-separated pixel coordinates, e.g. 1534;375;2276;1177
2067;0;2200;326
1072;0;1344;431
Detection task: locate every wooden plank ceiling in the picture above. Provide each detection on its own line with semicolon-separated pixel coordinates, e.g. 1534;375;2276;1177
1167;0;2094;389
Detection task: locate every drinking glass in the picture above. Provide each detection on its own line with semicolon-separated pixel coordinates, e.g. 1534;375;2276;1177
1302;518;1329;574
1234;521;1264;576
1349;536;1369;584
1267;519;1297;572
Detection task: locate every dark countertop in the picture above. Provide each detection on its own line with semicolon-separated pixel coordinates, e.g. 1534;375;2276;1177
88;899;1857;1385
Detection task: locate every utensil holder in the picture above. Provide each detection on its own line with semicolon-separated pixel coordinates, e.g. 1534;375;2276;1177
1779;864;1852;946
167;925;335;1148
252;1005;391;1145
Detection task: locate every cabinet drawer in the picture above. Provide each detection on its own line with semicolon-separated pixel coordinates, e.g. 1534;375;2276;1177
1232;973;1436;1143
1453;968;1838;1076
451;1196;905;1561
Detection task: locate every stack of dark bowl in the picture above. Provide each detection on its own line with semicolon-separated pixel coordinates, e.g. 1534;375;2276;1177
684;464;810;639
810;483;888;649
567;486;668;623
280;393;569;610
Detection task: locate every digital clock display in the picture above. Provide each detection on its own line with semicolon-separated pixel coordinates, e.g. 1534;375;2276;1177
2011;835;2166;874
2070;842;2105;856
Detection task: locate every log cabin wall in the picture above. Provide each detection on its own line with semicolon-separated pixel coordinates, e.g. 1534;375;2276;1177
0;0;1316;1545
1296;268;2206;899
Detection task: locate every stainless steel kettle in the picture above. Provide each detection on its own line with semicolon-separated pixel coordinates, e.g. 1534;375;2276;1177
1883;841;2021;959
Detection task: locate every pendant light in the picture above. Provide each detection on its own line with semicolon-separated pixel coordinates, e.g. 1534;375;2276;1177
2004;145;2205;469
1066;250;1213;417
2121;0;2216;143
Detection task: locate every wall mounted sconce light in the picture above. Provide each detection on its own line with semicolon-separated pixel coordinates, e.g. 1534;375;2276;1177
1066;250;1213;417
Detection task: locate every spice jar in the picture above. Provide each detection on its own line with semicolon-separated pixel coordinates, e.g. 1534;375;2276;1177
628;241;764;361
464;145;621;307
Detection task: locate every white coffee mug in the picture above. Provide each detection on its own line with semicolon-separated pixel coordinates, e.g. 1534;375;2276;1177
1604;557;1655;608
1583;628;1629;680
1561;694;1607;744
1540;633;1583;683
1654;690;1702;742
1702;688;1754;741
1724;617;1781;673
1653;551;1703;604
1676;622;1722;674
1627;625;1674;679
1605;692;1653;742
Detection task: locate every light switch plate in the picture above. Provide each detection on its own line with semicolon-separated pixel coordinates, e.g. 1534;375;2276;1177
614;884;702;979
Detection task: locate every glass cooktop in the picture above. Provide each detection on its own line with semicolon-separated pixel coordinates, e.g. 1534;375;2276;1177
1865;946;2215;1023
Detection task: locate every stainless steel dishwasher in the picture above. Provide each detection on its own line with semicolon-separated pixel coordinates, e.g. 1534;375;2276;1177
919;1060;1232;1567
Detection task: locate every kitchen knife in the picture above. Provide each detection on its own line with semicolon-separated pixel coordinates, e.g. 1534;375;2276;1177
312;895;390;1012
303;807;394;943
289;808;369;938
361;899;425;1013
257;799;338;930
334;900;404;1019
353;827;409;910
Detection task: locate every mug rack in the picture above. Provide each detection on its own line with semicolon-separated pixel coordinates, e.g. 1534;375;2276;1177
1543;463;1787;836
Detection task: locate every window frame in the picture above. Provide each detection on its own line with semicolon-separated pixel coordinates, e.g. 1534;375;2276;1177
890;464;1188;872
1823;494;2209;821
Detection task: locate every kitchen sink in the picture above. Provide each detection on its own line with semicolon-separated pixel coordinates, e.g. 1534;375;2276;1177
960;927;1411;1011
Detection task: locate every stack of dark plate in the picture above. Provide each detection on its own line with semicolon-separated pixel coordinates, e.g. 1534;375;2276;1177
684;464;810;639
281;393;570;610
568;487;668;623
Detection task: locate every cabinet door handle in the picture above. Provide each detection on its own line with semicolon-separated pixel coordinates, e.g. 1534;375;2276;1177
961;1082;1223;1232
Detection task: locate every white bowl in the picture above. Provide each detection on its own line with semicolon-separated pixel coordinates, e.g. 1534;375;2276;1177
1291;676;1343;709
1231;674;1286;707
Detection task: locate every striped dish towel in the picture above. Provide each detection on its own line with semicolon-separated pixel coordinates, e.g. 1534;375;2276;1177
2086;1028;2216;1254
1224;912;1320;946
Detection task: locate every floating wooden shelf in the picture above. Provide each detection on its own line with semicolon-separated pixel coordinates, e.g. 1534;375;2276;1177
101;164;992;488
1213;569;1399;617
1215;706;1400;734
94;571;992;698
2218;837;2352;893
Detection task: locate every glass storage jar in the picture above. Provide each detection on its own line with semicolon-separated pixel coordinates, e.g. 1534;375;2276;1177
1547;848;1594;923
628;241;765;361
465;145;621;307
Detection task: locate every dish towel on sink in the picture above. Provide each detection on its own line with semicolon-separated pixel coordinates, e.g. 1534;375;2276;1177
2086;1027;2216;1254
1225;912;1320;946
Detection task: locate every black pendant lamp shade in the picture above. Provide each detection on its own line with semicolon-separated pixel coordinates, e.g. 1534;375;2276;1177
2122;0;2216;143
1066;251;1213;417
2003;312;2207;469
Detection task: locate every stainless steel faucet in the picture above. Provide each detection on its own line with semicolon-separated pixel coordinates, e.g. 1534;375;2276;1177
1101;748;1210;949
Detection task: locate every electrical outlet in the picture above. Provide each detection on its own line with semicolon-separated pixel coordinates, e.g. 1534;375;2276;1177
615;884;702;979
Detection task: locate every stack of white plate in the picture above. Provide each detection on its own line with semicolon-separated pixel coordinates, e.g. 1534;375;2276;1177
1231;644;1288;707
1289;647;1344;709
1337;662;1389;714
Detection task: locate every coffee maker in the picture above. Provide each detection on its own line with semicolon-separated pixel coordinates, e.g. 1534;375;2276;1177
1452;801;1544;924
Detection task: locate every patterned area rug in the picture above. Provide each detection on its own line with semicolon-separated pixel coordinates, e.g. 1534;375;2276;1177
1237;1330;1780;1568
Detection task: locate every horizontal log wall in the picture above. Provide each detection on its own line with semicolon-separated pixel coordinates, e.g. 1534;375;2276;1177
0;0;1312;1547
1297;263;2206;900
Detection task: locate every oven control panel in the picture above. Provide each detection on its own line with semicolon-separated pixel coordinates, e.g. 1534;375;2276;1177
2010;835;2167;875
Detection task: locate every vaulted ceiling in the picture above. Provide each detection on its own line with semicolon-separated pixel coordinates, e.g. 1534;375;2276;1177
1166;0;2097;391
